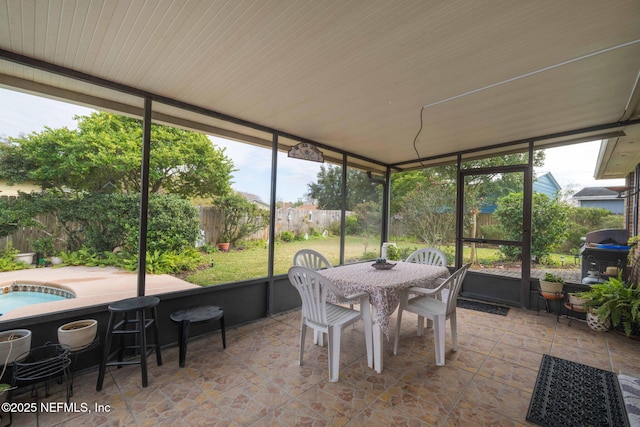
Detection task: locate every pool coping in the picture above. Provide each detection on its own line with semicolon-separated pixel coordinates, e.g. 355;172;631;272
0;266;199;322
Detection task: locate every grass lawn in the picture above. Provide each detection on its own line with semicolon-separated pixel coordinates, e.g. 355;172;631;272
185;236;579;286
187;236;419;286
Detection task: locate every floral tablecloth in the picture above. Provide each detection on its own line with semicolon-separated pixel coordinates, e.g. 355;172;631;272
318;261;450;337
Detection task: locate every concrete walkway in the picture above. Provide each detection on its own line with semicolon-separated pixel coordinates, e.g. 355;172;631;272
0;266;199;321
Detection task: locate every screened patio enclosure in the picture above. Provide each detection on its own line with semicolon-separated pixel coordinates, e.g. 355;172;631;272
1;1;640;342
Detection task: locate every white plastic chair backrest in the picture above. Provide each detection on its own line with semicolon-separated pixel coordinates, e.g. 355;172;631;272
406;248;447;266
442;263;471;316
293;249;333;271
288;266;345;326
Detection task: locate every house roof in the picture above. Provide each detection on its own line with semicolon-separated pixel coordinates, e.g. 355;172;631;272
573;187;621;200
1;1;639;173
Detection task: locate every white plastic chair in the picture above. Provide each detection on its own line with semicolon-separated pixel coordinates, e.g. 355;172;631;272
293;249;333;271
288;266;373;382
293;249;336;345
393;263;471;366
405;247;447;266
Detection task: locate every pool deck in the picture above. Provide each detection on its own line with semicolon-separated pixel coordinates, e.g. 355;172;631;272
0;266;199;321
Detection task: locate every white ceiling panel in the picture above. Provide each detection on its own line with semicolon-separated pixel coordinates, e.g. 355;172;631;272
0;0;638;172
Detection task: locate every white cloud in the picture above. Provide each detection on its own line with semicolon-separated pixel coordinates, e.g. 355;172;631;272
535;140;624;190
0;88;94;139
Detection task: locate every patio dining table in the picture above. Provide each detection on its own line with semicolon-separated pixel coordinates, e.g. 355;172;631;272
318;261;450;373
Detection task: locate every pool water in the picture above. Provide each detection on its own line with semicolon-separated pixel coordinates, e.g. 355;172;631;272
0;292;70;316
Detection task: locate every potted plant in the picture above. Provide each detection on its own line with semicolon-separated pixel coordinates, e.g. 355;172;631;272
567;292;589;312
539;272;564;298
214;193;269;252
31;236;64;265
57;319;98;351
385;244;401;261
579;274;640;336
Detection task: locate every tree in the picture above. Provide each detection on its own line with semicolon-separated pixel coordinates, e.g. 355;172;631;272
494;192;569;261
214;193;269;247
0;112;234;199
307;165;381;210
560;207;623;254
390;152;546;245
0;194;41;238
400;180;457;246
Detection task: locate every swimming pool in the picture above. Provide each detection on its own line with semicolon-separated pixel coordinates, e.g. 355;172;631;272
0;282;76;316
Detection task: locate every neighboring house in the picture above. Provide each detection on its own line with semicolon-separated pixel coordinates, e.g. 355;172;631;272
480;172;561;214
533;172;562;199
572;187;624;214
0;179;41;197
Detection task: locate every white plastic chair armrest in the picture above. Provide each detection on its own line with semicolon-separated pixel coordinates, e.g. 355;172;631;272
342;291;369;302
406;286;443;297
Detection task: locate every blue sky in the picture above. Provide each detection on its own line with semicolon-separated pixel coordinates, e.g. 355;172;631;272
0;87;622;202
0;88;322;202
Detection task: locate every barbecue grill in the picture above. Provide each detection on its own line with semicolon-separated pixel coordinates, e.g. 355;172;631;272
580;229;630;284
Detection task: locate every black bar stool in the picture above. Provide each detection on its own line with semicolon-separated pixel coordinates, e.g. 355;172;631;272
96;296;162;391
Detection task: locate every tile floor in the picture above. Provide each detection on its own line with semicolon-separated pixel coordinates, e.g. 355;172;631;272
2;304;639;426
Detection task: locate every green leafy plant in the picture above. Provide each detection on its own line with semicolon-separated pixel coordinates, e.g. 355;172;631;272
280;230;296;242
121;248;203;274
542;272;564;283
0;244;28;272
495;192;568;261
578;274;640;337
214;193;269;247
385;244;401;261
31;236;56;257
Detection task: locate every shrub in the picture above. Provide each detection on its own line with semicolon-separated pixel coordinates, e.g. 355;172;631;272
362;250;379;260
56;193;199;254
280;230;296;242
0;245;27;272
479;224;504;240
327;220;341;236
345;215;359;235
495;192;568;261
397;246;418;261
214;193;269;247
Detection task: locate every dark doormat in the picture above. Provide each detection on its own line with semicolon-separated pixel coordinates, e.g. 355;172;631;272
456;298;509;316
527;354;629;427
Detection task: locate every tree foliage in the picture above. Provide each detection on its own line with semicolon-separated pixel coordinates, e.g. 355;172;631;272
399;180;457;246
24;192;200;253
0;112;234;198
0;193;42;238
494;192;569;261
306;165;381;210
214;193;269;247
559;207;623;254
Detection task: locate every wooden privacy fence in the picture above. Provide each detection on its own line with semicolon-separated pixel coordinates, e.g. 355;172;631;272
3;207;347;252
1;212;64;254
200;207;344;244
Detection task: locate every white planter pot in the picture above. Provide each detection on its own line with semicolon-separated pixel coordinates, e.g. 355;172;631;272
568;293;589;312
57;319;98;351
540;280;563;294
0;329;32;364
586;309;611;332
13;252;35;265
50;256;63;265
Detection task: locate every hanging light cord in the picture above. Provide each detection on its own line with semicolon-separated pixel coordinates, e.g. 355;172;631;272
412;38;640;161
412;106;426;167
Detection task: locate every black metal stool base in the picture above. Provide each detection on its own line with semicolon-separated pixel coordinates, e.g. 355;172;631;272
96;296;162;391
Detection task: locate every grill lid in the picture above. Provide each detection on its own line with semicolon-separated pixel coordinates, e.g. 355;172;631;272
584;229;629;246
